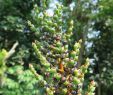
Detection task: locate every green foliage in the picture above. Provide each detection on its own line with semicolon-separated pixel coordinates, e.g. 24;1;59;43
0;1;96;95
88;0;113;95
0;44;39;95
0;16;24;32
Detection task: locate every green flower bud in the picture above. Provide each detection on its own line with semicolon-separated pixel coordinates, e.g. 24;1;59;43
27;20;32;26
56;41;62;47
35;9;39;14
44;25;49;30
64;80;69;86
54;73;61;80
85;58;90;67
74;43;81;50
70;51;76;58
67;59;75;67
55;9;60;15
73;77;80;85
66;35;70;39
53;23;57;27
44;62;51;68
89;86;95;92
49;28;55;33
70;20;74;25
74;56;78;61
49;68;56;73
78;73;84;78
74;69;79;76
37;74;43;80
76;48;80;55
64;58;69;62
53;15;58;20
62;88;68;95
79;39;82;43
64;45;68;50
46;87;54;95
47;20;53;25
80;78;84;82
80;66;87;73
68;27;73;33
61;47;65;52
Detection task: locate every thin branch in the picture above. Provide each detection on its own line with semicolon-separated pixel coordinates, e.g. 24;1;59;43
4;41;19;61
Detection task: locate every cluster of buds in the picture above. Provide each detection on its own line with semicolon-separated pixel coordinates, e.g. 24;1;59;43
85;81;96;95
72;58;90;95
66;20;74;39
28;2;95;95
30;41;95;95
29;64;43;81
65;39;82;68
28;3;64;35
62;19;74;44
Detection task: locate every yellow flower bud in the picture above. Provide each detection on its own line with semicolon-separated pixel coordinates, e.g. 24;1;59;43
74;69;79;76
73;77;80;85
62;88;68;94
70;20;74;25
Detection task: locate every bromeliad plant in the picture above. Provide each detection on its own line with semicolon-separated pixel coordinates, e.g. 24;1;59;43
28;3;96;95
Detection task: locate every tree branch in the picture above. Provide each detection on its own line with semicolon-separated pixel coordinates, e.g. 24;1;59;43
4;41;19;61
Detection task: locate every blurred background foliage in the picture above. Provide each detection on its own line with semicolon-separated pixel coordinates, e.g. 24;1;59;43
0;0;113;95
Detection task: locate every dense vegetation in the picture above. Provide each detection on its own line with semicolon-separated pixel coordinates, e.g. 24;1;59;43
0;0;113;95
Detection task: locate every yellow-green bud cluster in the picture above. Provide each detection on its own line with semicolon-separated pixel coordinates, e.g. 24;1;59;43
65;20;74;40
85;81;96;95
28;3;64;34
66;39;82;67
32;43;50;68
29;64;43;80
31;40;93;95
27;20;36;32
72;58;90;95
46;87;54;95
80;58;90;73
28;3;95;95
55;3;63;18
